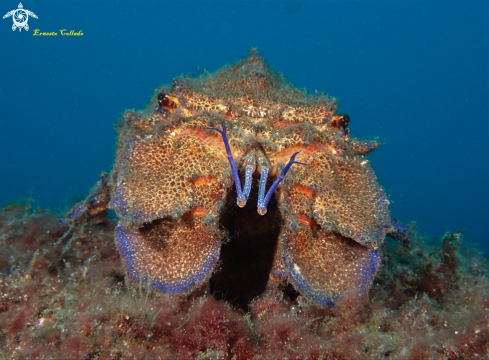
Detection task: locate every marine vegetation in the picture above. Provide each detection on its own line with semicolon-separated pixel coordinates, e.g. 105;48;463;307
0;50;487;358
1;204;488;358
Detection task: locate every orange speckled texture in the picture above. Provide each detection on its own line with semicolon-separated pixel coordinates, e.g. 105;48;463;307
109;49;396;307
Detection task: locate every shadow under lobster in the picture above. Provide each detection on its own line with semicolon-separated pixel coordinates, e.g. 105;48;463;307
210;174;290;312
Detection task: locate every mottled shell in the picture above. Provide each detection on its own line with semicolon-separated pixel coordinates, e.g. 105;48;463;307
108;49;395;306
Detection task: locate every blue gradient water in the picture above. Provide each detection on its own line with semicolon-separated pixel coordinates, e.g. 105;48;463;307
1;1;488;248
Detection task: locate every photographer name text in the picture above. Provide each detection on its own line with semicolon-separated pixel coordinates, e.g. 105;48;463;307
33;29;84;36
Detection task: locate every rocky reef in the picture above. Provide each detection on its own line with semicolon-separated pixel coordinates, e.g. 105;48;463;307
0;204;487;359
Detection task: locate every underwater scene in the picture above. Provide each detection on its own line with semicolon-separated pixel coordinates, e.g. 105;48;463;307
0;1;488;359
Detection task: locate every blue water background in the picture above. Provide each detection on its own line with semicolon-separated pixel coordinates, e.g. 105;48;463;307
1;1;488;248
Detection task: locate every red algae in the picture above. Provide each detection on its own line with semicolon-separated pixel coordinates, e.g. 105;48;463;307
0;205;488;358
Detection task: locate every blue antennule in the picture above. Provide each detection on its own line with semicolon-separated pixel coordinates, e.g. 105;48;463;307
208;124;306;214
207;124;253;207
257;152;306;215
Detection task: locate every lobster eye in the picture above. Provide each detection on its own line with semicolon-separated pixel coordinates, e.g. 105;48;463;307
157;92;168;107
157;92;180;112
328;113;351;130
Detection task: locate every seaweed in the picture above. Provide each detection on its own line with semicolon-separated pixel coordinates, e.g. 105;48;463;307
0;206;487;358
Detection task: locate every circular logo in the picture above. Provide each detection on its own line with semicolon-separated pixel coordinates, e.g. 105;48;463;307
13;9;28;28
